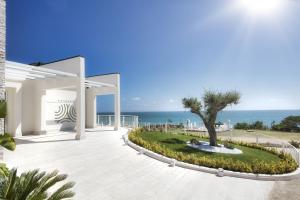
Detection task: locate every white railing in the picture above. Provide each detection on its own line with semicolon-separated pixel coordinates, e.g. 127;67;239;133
220;131;300;166
96;115;139;128
254;135;300;166
281;143;300;165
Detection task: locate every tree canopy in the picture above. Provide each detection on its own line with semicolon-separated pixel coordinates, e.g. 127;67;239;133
183;91;240;124
272;116;300;133
183;90;240;146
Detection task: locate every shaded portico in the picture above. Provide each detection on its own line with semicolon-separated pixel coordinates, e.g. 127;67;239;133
85;73;121;131
4;56;121;139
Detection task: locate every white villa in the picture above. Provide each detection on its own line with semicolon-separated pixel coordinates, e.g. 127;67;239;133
4;56;121;140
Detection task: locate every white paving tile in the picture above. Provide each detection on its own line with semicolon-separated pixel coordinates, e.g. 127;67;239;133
4;128;274;200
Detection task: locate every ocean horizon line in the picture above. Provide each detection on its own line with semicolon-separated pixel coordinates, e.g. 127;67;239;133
98;109;300;113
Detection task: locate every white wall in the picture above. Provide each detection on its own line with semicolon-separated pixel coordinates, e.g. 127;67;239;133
5;57;121;136
19;57;84;135
46;89;77;132
6;79;79;134
42;56;86;139
42;57;83;75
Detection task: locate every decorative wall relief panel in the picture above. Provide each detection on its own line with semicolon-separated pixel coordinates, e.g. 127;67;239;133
46;90;77;131
54;104;77;123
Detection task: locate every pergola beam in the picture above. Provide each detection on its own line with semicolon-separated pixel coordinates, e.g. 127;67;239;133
5;61;77;80
85;80;115;88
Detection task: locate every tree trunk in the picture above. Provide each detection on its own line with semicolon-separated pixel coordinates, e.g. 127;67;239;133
0;0;6;135
206;125;217;146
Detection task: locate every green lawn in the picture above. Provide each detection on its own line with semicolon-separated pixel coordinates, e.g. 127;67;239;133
225;129;300;141
139;131;282;163
165;128;300;144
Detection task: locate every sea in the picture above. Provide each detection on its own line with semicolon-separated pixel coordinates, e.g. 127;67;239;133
99;110;300;127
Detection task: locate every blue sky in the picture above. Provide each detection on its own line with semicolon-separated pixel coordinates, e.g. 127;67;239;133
6;0;300;112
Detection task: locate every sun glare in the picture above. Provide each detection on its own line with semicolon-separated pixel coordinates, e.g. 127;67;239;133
237;0;283;16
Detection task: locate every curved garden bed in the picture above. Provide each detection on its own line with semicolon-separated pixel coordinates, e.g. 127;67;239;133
128;129;298;175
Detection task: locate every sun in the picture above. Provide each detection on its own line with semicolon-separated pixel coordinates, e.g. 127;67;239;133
237;0;283;16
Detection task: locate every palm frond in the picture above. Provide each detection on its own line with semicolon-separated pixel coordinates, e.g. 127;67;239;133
0;168;75;200
47;182;75;200
0;163;9;178
39;172;67;194
2;168;18;199
17;169;41;199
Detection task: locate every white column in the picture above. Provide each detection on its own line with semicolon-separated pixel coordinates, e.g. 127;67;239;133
0;0;6;136
34;88;47;135
85;88;96;128
6;88;14;135
75;57;86;140
114;74;120;130
6;86;22;137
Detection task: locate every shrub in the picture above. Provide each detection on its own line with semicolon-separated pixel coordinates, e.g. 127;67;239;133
251;121;267;130
0;133;16;151
272;116;300;133
234;122;250;130
190;138;199;145
234;121;268;130
128;129;298;174
223;141;235;149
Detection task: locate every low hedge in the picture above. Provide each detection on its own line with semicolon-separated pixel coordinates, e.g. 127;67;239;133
128;129;298;174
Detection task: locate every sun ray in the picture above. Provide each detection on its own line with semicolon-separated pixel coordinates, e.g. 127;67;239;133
236;0;283;16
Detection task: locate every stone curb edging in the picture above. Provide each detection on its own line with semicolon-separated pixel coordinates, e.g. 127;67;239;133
122;133;300;181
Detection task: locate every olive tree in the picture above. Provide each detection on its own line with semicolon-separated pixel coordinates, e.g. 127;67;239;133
182;91;240;146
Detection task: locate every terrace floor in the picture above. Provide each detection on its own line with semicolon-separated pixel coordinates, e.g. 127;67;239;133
2;127;288;200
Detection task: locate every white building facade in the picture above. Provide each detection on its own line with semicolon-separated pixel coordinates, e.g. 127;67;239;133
5;56;121;139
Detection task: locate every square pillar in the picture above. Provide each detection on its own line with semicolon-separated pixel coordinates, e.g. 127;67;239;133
6;86;22;137
34;88;47;134
75;57;86;140
114;74;120;130
85;88;96;128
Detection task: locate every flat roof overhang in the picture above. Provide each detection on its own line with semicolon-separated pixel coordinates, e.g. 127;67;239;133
85;80;115;88
5;61;77;81
5;61;116;88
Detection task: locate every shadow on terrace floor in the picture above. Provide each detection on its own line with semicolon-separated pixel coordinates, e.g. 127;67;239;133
14;127;122;145
14;132;77;145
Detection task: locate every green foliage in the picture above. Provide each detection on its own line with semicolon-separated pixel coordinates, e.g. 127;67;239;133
234;121;268;130
0;163;9;178
0;133;16;151
182;90;240;146
234;122;250;130
251;121;267;130
272;116;300;133
182;97;202;115
0;168;75;200
128;129;298;174
223;141;235;149
0;100;7;118
190;138;200;145
203;90;240;111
